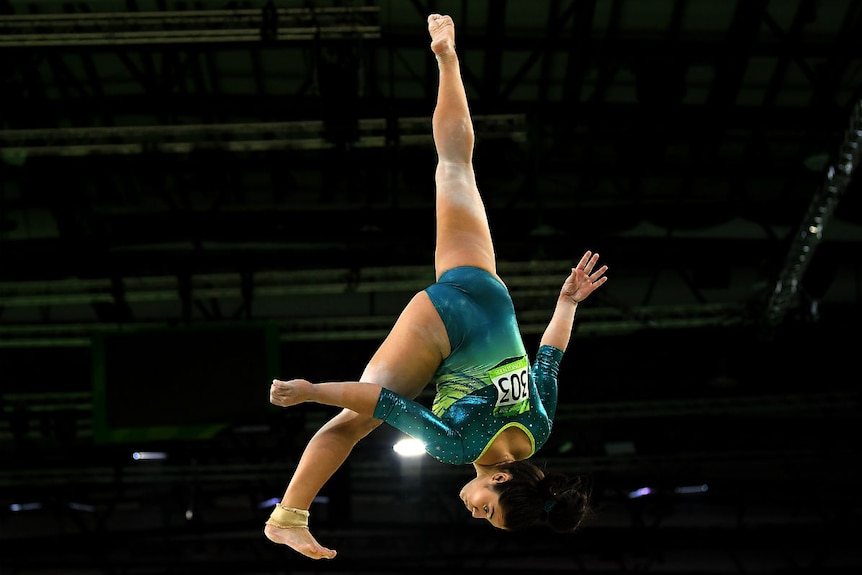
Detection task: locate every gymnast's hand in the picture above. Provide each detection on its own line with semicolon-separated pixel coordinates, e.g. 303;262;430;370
270;378;313;407
561;250;608;303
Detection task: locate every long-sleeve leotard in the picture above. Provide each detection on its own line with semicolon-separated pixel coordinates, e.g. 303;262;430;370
372;266;562;465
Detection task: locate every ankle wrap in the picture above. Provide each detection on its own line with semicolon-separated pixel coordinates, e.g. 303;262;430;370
266;504;310;529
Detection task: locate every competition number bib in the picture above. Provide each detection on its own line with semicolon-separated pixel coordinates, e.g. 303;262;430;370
489;357;530;417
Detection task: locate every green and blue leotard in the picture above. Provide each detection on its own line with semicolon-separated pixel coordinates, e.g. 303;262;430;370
373;266;562;465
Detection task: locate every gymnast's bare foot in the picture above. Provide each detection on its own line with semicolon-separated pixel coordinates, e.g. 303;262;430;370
264;523;336;560
428;13;455;57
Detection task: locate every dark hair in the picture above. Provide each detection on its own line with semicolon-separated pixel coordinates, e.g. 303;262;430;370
491;459;591;532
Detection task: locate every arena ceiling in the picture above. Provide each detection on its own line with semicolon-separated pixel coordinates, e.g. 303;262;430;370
0;1;860;574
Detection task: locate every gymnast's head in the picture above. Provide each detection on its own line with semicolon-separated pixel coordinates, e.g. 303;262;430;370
459;459;592;531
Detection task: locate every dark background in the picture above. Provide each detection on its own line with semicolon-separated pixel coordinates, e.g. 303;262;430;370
1;0;860;573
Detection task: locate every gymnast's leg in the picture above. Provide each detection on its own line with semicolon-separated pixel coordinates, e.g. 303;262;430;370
427;13;498;281
263;16;461;560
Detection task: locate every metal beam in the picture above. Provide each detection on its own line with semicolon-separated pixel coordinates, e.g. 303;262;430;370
766;99;862;324
0;257;752;348
0;114;526;157
0;6;381;47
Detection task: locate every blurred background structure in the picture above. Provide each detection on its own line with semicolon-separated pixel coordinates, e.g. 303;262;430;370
1;0;860;573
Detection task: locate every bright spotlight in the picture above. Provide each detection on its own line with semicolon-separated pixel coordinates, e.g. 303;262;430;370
392;438;425;457
131;451;167;461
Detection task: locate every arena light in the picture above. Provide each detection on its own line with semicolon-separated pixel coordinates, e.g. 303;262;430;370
392;438;425;457
627;487;652;499
132;451;167;461
10;502;42;511
258;497;280;509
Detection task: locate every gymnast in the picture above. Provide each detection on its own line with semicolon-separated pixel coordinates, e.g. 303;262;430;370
264;13;608;559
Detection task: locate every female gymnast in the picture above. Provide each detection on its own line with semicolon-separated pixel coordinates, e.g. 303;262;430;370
264;13;608;559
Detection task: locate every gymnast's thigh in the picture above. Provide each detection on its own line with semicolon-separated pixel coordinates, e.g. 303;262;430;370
360;291;449;400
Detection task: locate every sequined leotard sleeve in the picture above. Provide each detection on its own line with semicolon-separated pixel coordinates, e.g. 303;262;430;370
372;267;563;465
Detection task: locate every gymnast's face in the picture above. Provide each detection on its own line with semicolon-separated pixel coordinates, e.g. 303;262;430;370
458;472;511;529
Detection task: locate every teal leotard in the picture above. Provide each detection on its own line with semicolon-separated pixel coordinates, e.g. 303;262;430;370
372;266;562;465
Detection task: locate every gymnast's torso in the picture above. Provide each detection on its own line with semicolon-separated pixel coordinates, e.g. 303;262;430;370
372;267;562;465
